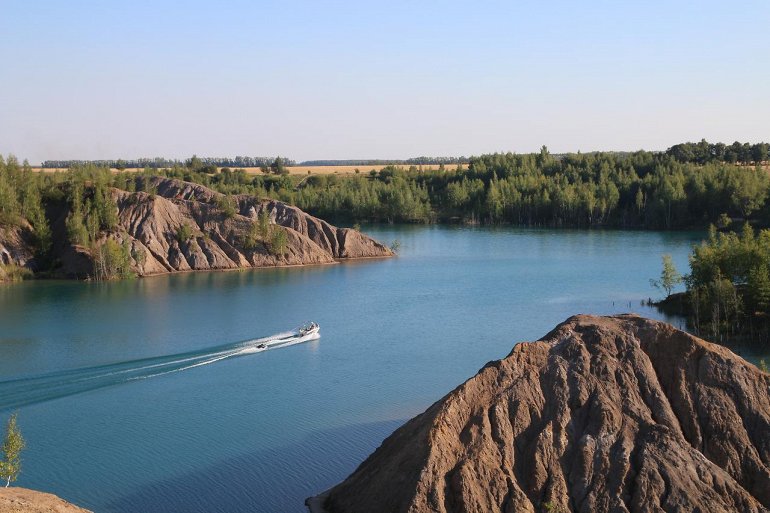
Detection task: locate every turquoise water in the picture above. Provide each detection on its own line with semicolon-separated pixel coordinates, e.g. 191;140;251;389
0;226;726;512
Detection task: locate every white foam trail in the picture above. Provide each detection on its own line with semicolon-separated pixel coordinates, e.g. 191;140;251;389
0;327;322;411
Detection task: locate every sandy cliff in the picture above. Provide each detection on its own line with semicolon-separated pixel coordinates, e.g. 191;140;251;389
0;488;91;513
316;314;770;513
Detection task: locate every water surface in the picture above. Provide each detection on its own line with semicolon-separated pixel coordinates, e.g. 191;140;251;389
0;227;730;512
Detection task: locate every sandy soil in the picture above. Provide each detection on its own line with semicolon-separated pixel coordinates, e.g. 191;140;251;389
0;488;92;513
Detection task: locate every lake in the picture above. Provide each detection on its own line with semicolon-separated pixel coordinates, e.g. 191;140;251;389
0;226;737;512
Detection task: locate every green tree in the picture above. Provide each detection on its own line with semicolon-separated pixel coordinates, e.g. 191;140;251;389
0;168;20;225
270;157;287;175
65;182;89;246
270;227;288;255
257;209;271;239
92;238;134;281
0;413;25;487
747;265;770;313
651;254;682;297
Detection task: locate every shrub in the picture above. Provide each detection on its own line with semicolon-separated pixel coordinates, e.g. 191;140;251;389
216;195;237;218
0;264;33;282
92;238;134;280
175;223;194;243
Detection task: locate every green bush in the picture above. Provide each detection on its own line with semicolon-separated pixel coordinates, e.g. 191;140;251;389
0;264;33;282
92;238;134;280
216;195;237;218
175;223;194;243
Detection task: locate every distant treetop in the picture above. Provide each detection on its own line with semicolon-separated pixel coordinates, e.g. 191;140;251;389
666;139;768;165
36;141;769;170
41;156;298;169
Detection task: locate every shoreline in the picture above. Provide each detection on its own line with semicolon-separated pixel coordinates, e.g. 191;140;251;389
305;490;331;513
0;254;394;284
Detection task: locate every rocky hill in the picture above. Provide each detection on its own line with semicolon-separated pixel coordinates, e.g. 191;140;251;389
1;176;392;280
312;314;770;513
0;487;91;513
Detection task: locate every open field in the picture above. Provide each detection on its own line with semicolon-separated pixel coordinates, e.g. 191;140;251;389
32;163;469;175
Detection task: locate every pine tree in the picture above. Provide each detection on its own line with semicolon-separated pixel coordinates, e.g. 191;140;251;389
270;227;288;256
747;265;770;313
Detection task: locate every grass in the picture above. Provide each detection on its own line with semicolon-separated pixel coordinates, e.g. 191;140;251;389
0;263;33;282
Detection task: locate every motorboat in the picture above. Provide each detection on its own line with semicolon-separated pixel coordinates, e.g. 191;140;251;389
256;343;267;350
298;322;320;336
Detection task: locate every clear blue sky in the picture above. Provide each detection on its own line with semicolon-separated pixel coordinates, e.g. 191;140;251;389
1;0;769;163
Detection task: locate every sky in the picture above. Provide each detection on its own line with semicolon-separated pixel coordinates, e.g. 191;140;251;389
1;0;769;164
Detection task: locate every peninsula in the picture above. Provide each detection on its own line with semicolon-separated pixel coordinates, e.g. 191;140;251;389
0;175;392;281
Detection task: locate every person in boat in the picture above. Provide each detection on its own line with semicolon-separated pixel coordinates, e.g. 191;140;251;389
300;322;318;335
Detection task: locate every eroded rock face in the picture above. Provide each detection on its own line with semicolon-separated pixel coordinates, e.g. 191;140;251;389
0;222;35;269
318;315;770;513
56;177;392;278
0;487;92;513
147;177;393;259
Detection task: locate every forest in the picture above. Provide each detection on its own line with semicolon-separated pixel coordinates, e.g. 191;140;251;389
2;141;770;282
142;143;770;229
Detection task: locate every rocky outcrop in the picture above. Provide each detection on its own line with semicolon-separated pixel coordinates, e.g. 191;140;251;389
315;315;770;513
0;223;35;268
0;487;92;513
52;177;392;278
0;222;36;282
146;177;391;259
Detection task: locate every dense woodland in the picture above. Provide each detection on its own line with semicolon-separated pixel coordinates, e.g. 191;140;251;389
0;156;135;280
138;143;770;229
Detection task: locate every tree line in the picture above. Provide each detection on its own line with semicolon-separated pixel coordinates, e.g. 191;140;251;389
299;157;469;166
666;139;769;165
154;145;770;229
41;155;298;170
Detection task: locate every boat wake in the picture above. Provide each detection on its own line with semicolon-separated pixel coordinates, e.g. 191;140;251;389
0;328;320;411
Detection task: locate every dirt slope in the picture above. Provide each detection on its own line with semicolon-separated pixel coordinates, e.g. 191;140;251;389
316;314;770;513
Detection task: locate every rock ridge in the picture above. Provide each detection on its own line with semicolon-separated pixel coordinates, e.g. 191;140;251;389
316;314;770;513
1;176;393;279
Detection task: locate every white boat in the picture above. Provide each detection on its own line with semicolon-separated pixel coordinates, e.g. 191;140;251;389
298;322;320;337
